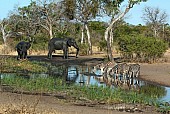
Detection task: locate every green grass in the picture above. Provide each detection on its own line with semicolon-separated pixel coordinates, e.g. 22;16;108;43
0;57;48;73
1;76;161;104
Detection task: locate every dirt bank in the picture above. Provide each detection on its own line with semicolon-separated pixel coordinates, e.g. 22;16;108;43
140;63;170;87
0;92;159;114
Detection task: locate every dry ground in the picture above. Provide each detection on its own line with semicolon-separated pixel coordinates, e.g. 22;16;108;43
0;92;160;114
139;49;170;87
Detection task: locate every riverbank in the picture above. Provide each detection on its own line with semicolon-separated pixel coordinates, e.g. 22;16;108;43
140;63;170;87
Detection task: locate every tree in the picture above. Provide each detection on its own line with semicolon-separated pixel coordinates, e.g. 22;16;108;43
0;19;13;45
142;6;168;38
100;0;147;61
63;0;100;55
34;0;66;39
17;0;64;39
17;1;41;38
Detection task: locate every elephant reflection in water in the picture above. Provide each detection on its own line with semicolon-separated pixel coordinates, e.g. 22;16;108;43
49;65;79;86
62;66;79;85
78;66;94;86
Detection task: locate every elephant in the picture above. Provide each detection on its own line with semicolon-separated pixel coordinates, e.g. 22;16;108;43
16;40;32;60
48;37;79;59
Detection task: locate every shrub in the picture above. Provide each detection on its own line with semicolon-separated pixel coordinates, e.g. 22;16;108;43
78;43;89;55
31;33;49;51
118;35;168;62
97;40;107;51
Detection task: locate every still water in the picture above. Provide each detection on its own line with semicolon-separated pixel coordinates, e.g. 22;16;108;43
67;65;170;102
1;64;170;102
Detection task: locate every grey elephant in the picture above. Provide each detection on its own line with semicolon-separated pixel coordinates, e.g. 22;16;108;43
48;37;79;59
16;40;32;60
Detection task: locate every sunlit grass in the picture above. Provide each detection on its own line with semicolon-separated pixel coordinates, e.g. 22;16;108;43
2;76;161;104
0;56;48;73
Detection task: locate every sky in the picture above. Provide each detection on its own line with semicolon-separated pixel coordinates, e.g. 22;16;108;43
0;0;170;25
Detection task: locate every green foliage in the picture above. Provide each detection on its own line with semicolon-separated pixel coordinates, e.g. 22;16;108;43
2;75;62;92
140;84;166;98
89;21;106;32
63;0;76;20
78;43;89;55
89;21;106;46
97;40;107;51
31;33;49;51
118;35;168;62
0;57;48;73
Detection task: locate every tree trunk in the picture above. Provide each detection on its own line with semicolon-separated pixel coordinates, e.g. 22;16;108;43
154;28;157;37
49;24;53;39
85;23;92;55
110;28;113;44
0;24;7;46
105;26;113;61
81;25;84;44
105;7;131;61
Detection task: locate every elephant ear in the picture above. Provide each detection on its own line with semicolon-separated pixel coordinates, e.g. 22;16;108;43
26;42;31;49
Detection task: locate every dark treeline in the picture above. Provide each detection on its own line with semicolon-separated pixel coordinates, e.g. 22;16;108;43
0;0;169;62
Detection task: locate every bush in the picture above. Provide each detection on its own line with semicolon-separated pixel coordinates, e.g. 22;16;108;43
78;43;89;55
31;33;49;51
118;35;168;62
97;40;107;51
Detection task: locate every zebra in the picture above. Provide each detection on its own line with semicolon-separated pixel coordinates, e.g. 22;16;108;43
108;63;129;85
128;63;140;85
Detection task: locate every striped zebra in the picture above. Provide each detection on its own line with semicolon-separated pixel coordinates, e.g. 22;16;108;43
128;63;140;85
128;63;140;78
109;63;129;85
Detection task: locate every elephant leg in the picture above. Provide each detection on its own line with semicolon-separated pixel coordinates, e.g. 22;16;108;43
23;51;28;60
48;49;53;59
17;51;22;60
63;48;68;59
21;51;25;60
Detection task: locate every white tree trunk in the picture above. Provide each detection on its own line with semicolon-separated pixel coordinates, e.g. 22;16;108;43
154;28;157;37
41;22;53;39
110;28;113;45
0;24;7;46
105;5;131;61
81;25;84;44
105;26;113;61
49;24;53;39
85;23;92;55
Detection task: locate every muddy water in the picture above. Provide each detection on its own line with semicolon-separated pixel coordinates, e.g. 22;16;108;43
1;64;170;103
